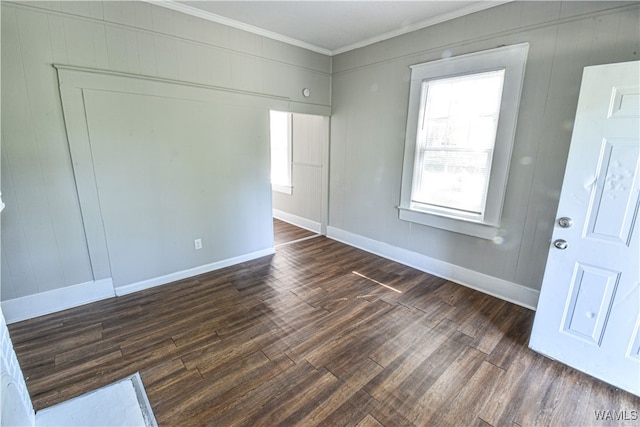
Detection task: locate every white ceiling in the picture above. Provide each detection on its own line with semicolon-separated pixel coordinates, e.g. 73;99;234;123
149;1;510;55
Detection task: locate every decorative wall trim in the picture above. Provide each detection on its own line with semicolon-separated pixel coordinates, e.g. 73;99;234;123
273;209;322;234
115;248;275;296
2;279;115;324
327;226;540;310
54;64;291;102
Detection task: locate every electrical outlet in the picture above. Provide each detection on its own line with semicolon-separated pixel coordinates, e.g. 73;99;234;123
194;238;202;250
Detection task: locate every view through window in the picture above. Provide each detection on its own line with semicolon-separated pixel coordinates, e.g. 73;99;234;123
270;110;292;194
398;43;529;238
411;69;505;216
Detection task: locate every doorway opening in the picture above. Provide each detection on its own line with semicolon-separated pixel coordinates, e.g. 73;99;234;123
269;111;329;246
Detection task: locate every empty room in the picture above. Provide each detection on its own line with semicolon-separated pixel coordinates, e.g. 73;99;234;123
1;1;639;426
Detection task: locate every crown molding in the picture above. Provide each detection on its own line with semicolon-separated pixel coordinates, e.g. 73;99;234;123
331;1;512;55
134;1;511;57
141;0;333;56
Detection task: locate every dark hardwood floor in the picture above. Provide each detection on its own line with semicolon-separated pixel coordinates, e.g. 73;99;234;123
8;235;639;426
273;218;318;246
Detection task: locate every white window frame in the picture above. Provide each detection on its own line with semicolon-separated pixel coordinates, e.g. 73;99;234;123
270;110;293;195
398;43;529;239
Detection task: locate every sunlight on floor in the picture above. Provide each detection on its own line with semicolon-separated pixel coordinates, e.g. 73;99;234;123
352;271;402;294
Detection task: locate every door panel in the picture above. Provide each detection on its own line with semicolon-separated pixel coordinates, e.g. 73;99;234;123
585;138;639;245
530;61;640;396
562;263;619;346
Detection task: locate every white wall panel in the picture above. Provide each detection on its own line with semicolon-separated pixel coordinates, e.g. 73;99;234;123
0;308;35;426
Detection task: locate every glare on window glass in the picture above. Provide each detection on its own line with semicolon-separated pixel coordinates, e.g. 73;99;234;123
270;111;291;187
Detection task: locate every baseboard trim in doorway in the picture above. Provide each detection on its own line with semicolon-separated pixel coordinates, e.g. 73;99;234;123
273;209;322;234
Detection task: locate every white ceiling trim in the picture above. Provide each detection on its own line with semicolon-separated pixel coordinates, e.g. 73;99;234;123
331;0;512;56
143;0;511;57
142;0;333;55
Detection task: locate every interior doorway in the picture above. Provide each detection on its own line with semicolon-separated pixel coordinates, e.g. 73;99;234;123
270;111;330;246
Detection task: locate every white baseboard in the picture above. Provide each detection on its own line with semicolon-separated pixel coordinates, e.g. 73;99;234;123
115;248;275;296
273;209;322;234
2;248;276;324
327;226;540;310
2;278;115;324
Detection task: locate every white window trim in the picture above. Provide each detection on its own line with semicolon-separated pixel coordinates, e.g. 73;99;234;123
398;43;529;239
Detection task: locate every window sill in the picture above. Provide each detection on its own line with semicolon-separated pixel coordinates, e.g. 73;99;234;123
397;206;499;240
272;184;293;195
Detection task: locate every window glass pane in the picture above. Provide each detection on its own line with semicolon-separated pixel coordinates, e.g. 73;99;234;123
412;150;491;214
270;111;291;187
412;69;505;216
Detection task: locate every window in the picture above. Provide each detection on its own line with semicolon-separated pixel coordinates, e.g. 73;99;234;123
270;110;292;194
399;43;529;239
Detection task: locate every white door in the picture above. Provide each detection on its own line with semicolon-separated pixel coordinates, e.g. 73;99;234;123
530;61;640;396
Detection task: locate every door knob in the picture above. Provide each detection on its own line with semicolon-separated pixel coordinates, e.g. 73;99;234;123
558;217;573;228
553;239;568;250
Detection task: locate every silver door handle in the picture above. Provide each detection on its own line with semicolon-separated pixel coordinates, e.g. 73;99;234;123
558;217;573;228
553;239;568;250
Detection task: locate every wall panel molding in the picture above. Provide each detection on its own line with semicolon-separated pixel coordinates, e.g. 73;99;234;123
54;63;291;102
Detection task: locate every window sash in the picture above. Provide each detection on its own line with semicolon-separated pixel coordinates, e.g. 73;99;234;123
398;43;529;239
411;148;493;215
409;69;505;220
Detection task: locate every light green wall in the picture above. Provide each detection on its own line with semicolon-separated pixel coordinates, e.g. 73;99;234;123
1;1;330;299
329;1;640;291
2;0;639;303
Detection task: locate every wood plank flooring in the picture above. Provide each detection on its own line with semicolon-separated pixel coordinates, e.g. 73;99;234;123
273;218;318;246
8;236;640;426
